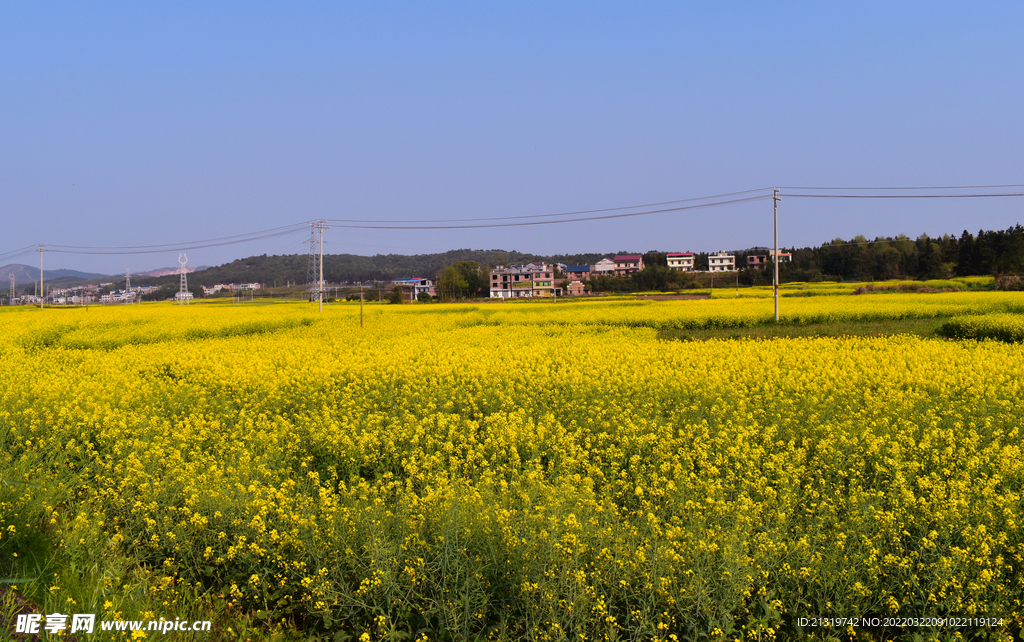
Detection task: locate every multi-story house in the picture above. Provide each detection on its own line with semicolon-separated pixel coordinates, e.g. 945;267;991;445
591;258;616;276
666;252;694;271
565;265;591;281
489;264;556;299
708;252;735;272
613;254;644;276
392;278;436;300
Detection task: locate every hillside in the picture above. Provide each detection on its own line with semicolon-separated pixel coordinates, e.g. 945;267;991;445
0;264;110;287
136;249;609;287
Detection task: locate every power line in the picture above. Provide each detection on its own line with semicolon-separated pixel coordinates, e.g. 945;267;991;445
325;194;772;230
46;226;308;255
3;184;1023;258
46;222;308;251
782;192;1024;199
0;245;38;262
780;183;1024;191
326;187;774;223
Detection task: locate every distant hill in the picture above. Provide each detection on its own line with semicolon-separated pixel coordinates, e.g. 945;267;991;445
0;264;110;287
134;249;610;287
142;266;210;277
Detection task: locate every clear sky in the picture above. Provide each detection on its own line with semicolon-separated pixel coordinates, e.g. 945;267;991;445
2;1;1022;274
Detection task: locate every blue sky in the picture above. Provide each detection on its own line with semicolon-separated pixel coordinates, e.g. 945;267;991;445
2;2;1022;273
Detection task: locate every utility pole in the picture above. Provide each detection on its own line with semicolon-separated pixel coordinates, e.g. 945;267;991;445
360;283;364;327
773;188;780;322
319;220;328;312
178;254;189;305
37;245;46;309
307;220;329;311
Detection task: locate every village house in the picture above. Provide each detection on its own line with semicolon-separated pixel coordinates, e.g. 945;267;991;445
392;278;436;300
565;281;586;296
666;252;695;271
565;265;591;281
708;252;735;272
489;263;556;299
591;258;616;276
613;254;644;276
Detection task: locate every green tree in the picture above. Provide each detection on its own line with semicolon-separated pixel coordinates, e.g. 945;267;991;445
437;261;484;301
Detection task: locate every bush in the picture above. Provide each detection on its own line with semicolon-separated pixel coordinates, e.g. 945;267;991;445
938;314;1024;342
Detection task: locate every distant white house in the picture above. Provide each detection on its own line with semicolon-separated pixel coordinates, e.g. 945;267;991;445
667;252;695;271
708;252;735;272
591;258;616;275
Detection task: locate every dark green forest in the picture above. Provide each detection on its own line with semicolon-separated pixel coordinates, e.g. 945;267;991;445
133;249;607;289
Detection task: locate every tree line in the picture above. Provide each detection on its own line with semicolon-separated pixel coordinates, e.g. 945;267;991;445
61;224;1023;300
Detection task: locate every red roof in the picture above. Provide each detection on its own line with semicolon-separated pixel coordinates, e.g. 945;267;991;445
614;254;642;261
666;252;693;256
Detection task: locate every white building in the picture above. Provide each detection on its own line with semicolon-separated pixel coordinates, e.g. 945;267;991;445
667;252;695;271
708;252;735;272
591;258;616;276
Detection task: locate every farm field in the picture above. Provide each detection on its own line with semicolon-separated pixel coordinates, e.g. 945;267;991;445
2;292;1023;641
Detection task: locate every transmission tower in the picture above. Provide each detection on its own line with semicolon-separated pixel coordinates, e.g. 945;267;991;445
306;220;329;310
8;274;14;306
125;268;132;304
178;254;190;305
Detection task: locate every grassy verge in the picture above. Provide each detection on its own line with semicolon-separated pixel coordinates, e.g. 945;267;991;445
657;316;950;341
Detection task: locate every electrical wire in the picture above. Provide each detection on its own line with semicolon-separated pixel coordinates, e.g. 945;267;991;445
46;227;309;255
326;187;774;223
46;223;309;252
325;195;772;230
3;184;1023;258
0;246;39;262
779;183;1024;191
782;192;1024;199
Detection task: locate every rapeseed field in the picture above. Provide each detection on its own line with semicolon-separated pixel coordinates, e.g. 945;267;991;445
1;293;1022;641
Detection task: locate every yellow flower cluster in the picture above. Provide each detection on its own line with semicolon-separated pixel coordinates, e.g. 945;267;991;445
0;294;1021;640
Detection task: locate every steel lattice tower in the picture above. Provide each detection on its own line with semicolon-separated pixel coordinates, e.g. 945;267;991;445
125;268;131;304
178;254;189;305
8;274;14;305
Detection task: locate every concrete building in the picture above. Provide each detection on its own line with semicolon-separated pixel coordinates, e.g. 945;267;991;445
591;258;616;276
489;263;556;299
708;252;735;272
667;252;695;271
613;254;644;276
392;278;436;300
565;265;591;281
